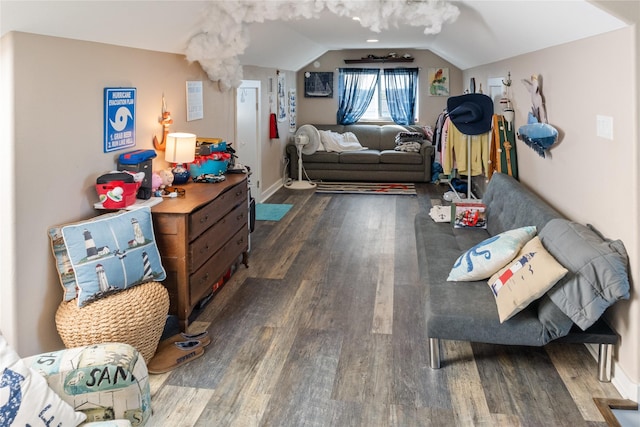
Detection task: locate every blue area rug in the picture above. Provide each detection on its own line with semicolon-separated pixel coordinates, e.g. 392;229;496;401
255;203;293;221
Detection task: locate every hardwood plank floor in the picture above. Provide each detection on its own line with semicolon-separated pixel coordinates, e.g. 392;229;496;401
149;183;621;426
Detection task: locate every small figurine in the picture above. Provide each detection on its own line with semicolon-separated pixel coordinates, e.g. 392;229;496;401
151;172;163;193
158;168;174;188
152;168;175;196
151;168;173;197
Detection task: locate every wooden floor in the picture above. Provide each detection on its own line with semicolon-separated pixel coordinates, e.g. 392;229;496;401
148;183;621;426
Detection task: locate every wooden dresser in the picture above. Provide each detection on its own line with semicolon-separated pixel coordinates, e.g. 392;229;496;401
151;174;249;331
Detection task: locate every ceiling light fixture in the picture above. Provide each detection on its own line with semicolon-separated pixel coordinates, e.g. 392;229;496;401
187;0;460;89
367;39;379;43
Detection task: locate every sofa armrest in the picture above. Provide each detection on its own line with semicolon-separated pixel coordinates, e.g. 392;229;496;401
420;142;435;181
23;343;151;426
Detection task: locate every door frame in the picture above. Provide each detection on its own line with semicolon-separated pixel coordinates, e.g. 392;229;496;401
236;80;262;202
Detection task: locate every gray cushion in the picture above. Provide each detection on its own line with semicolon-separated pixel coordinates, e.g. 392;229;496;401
540;219;630;330
339;150;380;164
379;125;412;150
379;150;423;164
483;173;562;236
537;294;574;340
303;151;339;163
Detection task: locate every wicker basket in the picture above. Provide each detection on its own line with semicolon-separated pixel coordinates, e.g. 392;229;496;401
55;281;169;362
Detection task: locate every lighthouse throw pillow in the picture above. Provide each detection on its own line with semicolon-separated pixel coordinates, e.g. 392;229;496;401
59;207;166;307
487;236;567;323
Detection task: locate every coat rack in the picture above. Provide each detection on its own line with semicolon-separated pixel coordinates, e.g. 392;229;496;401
446;93;494;200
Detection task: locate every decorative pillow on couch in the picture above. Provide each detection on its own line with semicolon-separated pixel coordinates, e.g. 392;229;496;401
23;342;151;426
539;219;630;330
51;207;166;307
488;236;568;323
448;226;536;281
0;331;87;426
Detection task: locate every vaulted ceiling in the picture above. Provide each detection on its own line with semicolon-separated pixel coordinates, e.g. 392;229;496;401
1;1;631;76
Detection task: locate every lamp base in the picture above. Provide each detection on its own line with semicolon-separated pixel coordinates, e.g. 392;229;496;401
172;164;191;185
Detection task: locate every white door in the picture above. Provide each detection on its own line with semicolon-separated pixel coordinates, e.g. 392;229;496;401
236;80;261;202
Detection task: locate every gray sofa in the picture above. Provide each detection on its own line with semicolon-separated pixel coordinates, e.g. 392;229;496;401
415;172;630;381
286;124;435;182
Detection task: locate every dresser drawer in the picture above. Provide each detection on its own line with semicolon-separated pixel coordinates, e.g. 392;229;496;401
189;182;247;241
189;227;249;306
189;201;248;272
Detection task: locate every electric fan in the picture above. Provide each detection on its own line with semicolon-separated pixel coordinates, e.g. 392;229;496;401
285;124;320;190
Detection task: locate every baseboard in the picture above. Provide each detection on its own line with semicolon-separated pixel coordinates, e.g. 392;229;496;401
585;343;640;402
260;180;283;203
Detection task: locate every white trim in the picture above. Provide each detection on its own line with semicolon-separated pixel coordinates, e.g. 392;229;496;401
586;343;640;402
260;180;283;203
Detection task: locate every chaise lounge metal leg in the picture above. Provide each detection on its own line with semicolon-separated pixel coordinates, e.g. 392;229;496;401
429;338;441;369
597;343;613;382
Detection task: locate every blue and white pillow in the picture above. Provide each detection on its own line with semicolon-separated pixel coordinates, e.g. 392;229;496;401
24;342;151;425
447;226;536;281
0;331;87;426
58;207;166;307
49;211;124;301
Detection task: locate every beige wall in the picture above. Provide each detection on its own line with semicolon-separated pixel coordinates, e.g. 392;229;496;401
1;31;293;356
242;66;296;199
1;32;242;356
465;26;639;392
296;48;462;127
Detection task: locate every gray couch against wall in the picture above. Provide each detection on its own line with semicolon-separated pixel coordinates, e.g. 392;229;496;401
415;173;630;381
286;124;435;182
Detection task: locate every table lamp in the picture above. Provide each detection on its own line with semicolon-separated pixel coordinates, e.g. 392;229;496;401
165;132;196;185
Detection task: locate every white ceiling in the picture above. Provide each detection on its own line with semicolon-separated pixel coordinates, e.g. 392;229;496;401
1;1;630;74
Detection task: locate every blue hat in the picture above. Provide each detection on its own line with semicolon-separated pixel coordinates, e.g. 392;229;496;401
447;93;493;136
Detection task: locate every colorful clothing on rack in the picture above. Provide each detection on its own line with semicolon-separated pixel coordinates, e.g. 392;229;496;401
443;122;490;176
488;114;518;180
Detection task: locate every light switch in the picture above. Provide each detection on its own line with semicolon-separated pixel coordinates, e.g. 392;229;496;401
596;115;614;140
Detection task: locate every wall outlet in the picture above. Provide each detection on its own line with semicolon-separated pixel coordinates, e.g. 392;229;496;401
596;115;614;140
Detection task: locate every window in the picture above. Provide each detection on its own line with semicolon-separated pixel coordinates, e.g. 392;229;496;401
361;75;390;121
360;68;419;123
337;67;418;125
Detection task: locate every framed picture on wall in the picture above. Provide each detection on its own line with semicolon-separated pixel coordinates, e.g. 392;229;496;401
304;72;333;98
428;68;449;96
277;73;286;122
288;89;297;133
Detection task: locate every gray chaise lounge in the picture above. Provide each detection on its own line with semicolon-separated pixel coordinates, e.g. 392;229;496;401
415;172;630;381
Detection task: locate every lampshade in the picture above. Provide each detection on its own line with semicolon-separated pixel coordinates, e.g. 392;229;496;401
165;132;196;164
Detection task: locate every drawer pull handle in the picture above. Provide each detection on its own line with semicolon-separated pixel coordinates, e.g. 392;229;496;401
236;191;243;196
237;214;244;220
200;215;209;224
237;237;244;245
201;245;209;254
200;273;209;284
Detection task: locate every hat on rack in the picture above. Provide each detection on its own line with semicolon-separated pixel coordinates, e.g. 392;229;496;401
447;93;493;136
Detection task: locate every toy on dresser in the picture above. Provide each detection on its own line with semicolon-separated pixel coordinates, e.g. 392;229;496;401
152;168;174;196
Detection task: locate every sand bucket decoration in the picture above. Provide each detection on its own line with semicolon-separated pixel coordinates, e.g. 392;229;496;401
517;123;558;158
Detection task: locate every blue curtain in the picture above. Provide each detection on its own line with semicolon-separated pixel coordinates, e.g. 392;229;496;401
337;68;380;125
383;68;419;125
